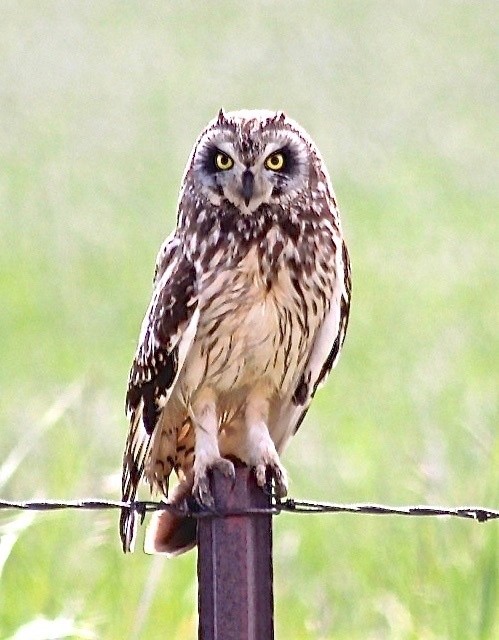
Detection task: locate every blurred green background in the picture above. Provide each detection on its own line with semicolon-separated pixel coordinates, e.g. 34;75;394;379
0;1;497;638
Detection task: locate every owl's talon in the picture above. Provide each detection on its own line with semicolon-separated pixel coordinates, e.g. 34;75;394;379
255;462;288;498
193;457;236;507
193;475;215;509
215;457;236;481
272;466;288;499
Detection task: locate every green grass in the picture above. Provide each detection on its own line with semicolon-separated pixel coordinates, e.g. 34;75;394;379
0;2;497;638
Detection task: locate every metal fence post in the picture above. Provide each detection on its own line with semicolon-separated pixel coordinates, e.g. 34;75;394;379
197;463;274;640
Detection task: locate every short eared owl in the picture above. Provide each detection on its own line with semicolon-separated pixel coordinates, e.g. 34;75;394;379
120;109;351;554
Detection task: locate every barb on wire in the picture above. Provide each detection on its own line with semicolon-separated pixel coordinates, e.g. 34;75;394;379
0;497;497;523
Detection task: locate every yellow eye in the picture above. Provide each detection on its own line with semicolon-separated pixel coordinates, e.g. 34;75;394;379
215;152;234;171
265;152;285;171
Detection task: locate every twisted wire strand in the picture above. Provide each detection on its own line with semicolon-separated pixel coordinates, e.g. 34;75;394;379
0;498;497;522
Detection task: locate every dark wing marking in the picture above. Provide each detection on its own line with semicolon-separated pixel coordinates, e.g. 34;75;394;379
120;237;199;552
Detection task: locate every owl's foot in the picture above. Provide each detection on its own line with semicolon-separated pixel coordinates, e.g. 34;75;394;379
254;451;288;498
193;455;236;508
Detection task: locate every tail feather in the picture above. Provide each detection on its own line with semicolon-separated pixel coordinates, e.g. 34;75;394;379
120;400;152;552
143;477;196;556
144;511;197;556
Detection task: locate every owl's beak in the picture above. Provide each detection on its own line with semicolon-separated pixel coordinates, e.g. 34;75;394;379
241;169;254;206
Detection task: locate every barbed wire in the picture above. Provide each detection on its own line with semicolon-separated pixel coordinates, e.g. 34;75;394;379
0;497;497;523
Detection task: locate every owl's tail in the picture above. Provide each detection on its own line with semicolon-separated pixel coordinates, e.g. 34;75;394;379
143;476;197;556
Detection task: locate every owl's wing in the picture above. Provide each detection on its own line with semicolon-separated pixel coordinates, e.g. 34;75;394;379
275;240;351;451
120;235;199;552
153;230;177;285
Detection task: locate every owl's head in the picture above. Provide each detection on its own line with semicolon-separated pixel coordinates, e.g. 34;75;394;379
183;109;328;215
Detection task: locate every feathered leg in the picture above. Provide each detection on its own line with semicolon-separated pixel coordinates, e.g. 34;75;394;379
245;387;288;497
191;388;235;506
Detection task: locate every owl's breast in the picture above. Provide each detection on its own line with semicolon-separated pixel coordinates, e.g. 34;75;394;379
179;244;319;398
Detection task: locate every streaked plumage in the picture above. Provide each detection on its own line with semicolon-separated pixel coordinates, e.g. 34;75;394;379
120;109;351;554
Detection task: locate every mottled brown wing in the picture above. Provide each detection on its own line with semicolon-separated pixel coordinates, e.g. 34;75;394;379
120;237;199;552
311;240;351;392
275;240;351;450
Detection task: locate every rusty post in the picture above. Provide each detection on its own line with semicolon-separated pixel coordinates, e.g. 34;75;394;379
197;463;274;640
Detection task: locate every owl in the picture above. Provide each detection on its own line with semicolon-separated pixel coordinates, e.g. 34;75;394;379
120;109;351;554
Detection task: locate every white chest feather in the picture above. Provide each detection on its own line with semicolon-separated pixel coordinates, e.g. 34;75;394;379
179;246;321;398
